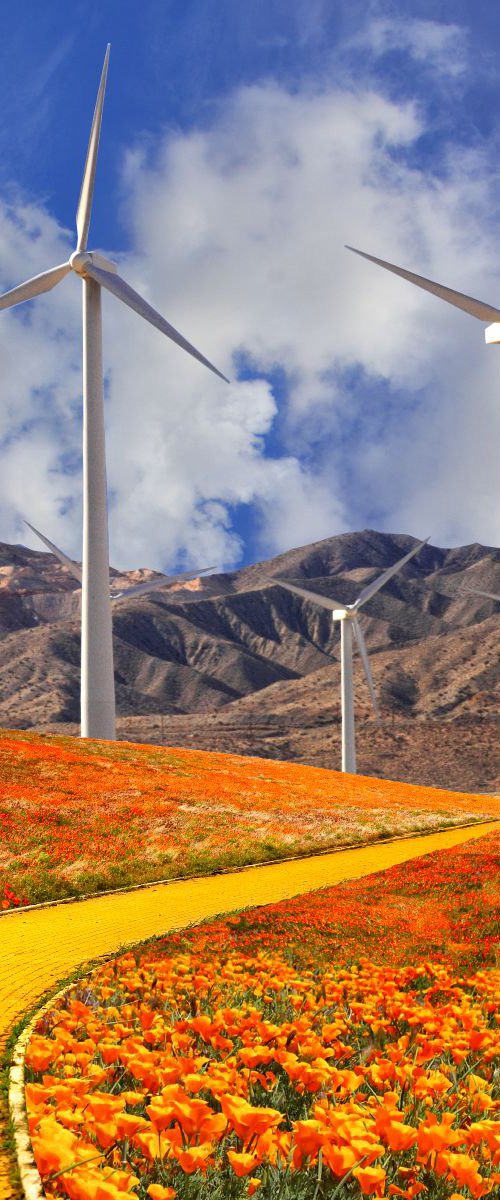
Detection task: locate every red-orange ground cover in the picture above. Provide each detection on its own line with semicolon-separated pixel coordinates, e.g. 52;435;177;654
1;729;497;906
26;830;500;1198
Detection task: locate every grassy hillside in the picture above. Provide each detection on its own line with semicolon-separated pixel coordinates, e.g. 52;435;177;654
1;729;498;907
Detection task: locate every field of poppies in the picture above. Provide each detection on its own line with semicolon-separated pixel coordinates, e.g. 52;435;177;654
1;729;498;907
25;828;500;1199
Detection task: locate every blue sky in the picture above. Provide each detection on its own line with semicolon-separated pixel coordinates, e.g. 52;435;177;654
2;0;500;570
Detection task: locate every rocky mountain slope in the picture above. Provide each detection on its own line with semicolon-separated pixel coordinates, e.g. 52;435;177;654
2;529;500;789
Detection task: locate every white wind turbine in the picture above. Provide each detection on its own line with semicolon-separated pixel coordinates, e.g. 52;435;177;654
24;519;216;602
268;537;428;774
0;46;228;742
345;243;500;346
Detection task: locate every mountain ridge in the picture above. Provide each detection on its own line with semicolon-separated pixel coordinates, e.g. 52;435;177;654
3;528;500;789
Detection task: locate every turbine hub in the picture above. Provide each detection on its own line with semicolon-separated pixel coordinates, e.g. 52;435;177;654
70;251;92;276
70;250;118;277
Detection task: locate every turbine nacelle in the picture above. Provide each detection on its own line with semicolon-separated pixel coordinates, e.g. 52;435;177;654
69;251;117;277
332;607;349;620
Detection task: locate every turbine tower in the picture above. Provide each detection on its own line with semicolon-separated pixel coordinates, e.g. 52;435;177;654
0;47;227;742
268;538;428;774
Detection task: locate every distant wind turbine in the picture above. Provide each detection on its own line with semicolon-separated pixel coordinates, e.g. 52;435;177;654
345;244;500;344
24;519;215;601
267;538;429;774
0;46;227;742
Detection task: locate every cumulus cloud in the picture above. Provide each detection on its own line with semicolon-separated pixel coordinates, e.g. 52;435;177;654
1;19;500;571
110;72;500;558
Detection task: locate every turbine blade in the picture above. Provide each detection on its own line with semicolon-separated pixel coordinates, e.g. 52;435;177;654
76;45;110;252
111;567;216;600
352;617;381;725
354;537;429;610
264;575;346;612
345;246;500;324
84;262;229;382
24;520;82;583
461;585;500;603
0;262;71;310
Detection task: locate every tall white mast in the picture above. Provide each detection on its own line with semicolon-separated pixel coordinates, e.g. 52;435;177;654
339;616;355;773
81;277;115;738
24;522;216;735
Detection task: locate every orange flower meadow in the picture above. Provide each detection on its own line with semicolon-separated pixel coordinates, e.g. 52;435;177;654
25;829;500;1199
1;729;497;906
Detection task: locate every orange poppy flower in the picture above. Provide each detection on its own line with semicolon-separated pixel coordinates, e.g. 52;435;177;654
417;1115;462;1155
383;1120;418;1152
100;1045;121;1064
322;1143;358;1175
173;1144;214;1174
353;1164;386;1196
220;1095;284;1140
116;1113;149;1140
145;1101;176;1133
292;1119;326;1158
227;1150;260;1177
34;1135;99;1180
444;1152;487;1198
120;1091;146;1106
25;1038;58;1073
86;1095;125;1123
388;1186;427;1198
133;1129;166;1162
93;1122;119;1151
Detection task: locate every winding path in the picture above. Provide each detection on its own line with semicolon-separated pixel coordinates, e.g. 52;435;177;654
2;819;499;1199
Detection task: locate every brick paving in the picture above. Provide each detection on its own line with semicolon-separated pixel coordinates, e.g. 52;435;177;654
1;819;499;1198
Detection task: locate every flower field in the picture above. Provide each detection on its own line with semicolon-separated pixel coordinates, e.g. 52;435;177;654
25;828;500;1198
1;729;498;907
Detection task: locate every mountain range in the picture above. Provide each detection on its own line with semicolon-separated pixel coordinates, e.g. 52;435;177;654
2;529;500;791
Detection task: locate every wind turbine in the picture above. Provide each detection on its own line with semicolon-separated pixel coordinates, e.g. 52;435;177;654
24;519;216;601
345;244;500;345
267;537;428;774
0;46;228;742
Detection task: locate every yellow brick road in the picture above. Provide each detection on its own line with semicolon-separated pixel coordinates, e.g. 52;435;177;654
1;819;499;1198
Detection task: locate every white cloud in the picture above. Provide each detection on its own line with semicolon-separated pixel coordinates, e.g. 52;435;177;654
1;29;500;571
112;78;500;556
357;17;467;78
0;198;82;546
